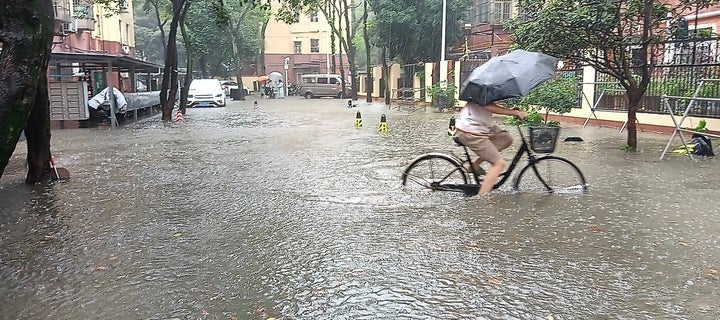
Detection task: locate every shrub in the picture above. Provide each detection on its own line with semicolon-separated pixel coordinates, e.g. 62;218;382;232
427;83;457;108
505;78;577;126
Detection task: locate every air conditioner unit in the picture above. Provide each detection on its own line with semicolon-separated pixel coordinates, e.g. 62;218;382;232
62;22;76;33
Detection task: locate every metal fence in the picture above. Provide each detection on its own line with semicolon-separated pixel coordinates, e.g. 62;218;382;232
592;38;720;118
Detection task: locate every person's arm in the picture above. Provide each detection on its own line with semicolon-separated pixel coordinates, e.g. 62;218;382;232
484;102;527;120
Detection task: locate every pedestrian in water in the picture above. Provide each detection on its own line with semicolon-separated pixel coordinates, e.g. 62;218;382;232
277;79;285;99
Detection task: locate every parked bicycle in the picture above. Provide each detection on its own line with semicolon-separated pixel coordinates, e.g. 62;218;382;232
287;82;300;96
401;126;587;195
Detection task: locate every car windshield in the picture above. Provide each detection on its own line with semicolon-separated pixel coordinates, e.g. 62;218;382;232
221;81;237;86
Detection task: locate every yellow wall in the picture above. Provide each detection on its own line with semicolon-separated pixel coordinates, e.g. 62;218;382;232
92;2;135;46
265;3;344;55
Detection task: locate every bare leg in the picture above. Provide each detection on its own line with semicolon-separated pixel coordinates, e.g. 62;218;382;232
479;158;506;195
466;157;484;173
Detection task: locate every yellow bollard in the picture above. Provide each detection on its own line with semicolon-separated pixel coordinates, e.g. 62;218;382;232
379;114;388;134
354;110;362;128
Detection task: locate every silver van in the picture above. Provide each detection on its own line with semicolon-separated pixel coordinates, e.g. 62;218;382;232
298;74;350;99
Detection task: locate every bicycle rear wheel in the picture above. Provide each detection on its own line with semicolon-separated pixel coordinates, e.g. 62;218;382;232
401;153;471;194
514;156;587;193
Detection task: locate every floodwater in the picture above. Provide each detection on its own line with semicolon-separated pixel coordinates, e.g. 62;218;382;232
1;96;719;319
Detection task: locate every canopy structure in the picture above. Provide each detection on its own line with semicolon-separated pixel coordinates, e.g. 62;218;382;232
49;52;164;127
50;52;162;75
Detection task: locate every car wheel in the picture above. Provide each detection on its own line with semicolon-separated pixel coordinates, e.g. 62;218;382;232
304;92;313;99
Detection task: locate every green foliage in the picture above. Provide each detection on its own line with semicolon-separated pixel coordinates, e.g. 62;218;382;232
367;0;469;63
503;78;576;126
695;119;709;132
426;82;457;108
503;107;544;127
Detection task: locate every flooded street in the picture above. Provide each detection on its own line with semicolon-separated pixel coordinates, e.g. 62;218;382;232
1;96;719;319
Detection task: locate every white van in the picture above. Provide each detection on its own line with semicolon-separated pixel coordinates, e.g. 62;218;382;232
298;74;350;99
187;79;226;107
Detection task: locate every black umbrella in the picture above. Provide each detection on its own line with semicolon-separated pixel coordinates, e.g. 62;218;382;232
459;50;559;105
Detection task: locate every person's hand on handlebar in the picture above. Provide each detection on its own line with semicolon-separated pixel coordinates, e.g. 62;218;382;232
511;107;527;121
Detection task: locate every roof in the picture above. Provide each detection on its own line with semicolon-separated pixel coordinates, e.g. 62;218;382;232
50;52;163;73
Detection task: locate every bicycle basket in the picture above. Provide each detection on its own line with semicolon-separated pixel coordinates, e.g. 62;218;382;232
529;126;560;153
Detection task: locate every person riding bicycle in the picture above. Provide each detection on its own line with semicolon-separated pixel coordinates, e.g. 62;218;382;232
454;101;526;196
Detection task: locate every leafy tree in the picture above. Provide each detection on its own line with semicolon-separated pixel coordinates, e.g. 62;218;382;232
0;0;55;183
367;0;468;64
506;0;720;150
134;0;171;64
276;0;363;98
218;0;268;99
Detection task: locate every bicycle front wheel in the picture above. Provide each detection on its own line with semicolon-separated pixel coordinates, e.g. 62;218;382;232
401;153;471;194
514;156;587;193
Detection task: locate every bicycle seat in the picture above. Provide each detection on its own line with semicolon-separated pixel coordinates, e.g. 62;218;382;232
453;136;466;146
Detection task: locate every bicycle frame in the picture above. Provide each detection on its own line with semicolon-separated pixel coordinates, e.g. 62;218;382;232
458;127;538;189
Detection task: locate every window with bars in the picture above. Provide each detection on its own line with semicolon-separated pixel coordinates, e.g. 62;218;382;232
311;39;319;53
492;0;512;22
469;0;514;24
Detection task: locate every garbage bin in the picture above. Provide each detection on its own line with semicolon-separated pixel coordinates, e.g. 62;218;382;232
230;88;241;100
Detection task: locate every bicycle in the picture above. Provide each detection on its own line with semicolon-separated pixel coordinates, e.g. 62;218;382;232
401;126;587;195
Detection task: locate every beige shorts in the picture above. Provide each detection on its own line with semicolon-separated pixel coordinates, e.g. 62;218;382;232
455;126;513;164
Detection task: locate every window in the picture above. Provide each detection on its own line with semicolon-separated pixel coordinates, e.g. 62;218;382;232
329;78;339;84
317;77;328;84
310;39;319;53
310;11;319;22
294;41;302;54
469;0;490;24
492;0;512;22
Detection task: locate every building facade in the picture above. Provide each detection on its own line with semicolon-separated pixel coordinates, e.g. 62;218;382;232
52;0;139;93
263;2;350;86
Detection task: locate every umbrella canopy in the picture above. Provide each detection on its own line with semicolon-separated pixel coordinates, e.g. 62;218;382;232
257;75;270;81
459;50;558;105
268;71;283;83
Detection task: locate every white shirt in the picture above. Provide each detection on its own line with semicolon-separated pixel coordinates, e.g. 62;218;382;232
455;102;494;134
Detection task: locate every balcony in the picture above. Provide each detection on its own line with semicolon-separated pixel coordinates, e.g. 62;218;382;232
53;0;73;23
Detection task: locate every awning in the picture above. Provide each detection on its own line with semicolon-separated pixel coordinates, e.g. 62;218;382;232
50;52;163;73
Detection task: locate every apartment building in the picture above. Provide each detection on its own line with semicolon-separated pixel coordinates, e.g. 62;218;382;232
49;0;160;128
263;1;350;85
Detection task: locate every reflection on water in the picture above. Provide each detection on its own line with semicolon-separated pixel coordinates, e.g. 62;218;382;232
1;98;720;319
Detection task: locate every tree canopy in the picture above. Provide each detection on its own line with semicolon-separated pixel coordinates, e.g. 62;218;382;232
367;0;469;64
507;0;720;149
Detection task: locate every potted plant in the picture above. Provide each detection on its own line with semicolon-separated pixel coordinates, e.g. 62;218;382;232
427;82;457;110
504;78;577;152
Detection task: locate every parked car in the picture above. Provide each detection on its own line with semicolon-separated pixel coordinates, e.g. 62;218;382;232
187;79;226;107
220;81;250;96
298;74;351;99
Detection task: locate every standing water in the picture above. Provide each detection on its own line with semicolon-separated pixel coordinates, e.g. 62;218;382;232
1;97;719;319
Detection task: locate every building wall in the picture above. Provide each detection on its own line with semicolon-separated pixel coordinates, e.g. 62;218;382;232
264;2;350;84
51;0;135;56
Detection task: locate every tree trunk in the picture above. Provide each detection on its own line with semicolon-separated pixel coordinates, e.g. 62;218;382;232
179;20;192;115
0;0;54;182
24;77;52;183
341;0;358;100
160;0;187;122
258;21;269;76
625;88;642;150
363;0;372;103
382;47;390;106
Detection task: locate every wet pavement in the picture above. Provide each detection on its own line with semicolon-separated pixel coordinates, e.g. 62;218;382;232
1;96;719;319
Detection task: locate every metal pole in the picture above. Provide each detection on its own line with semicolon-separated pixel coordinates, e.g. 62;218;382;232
440;0;447;63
